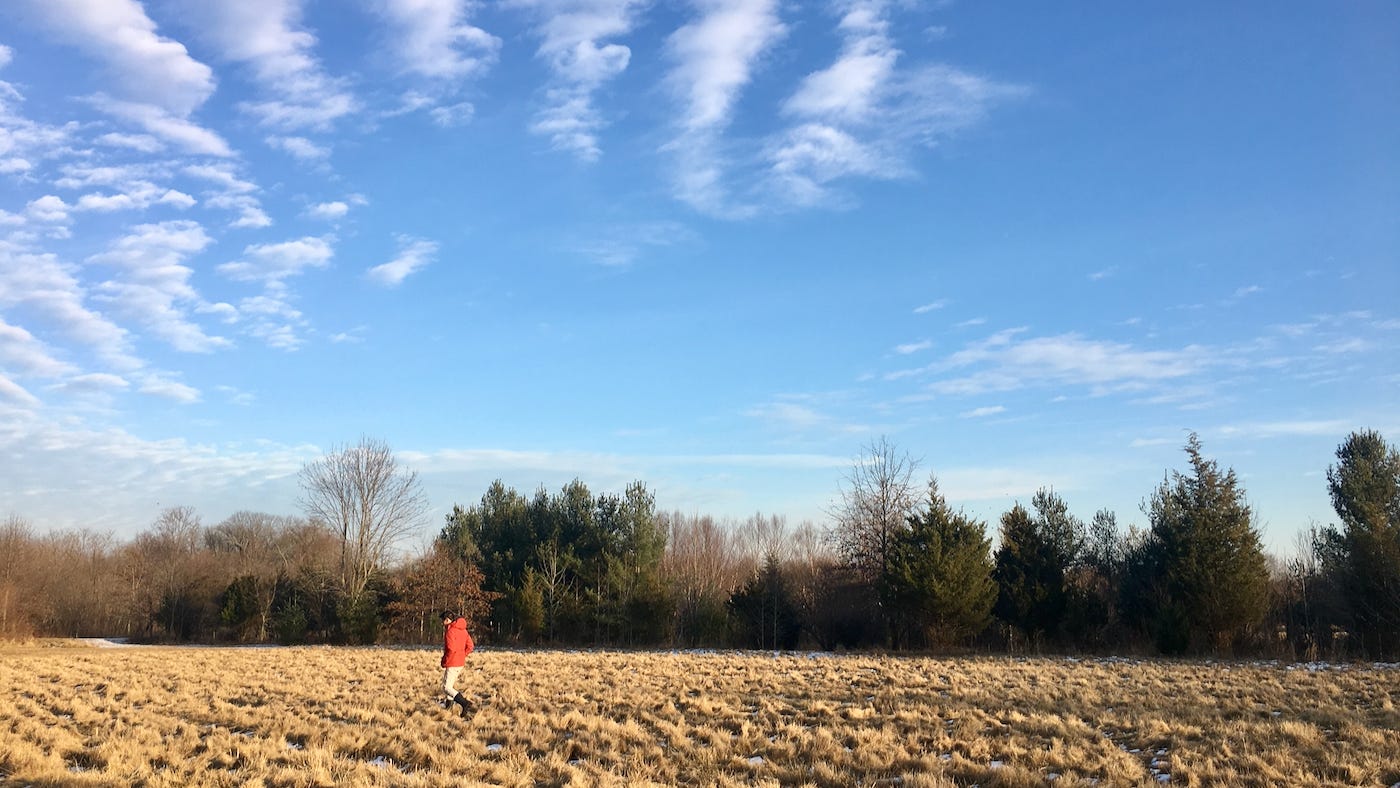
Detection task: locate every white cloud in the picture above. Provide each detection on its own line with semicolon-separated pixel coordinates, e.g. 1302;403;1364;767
429;102;475;127
367;236;438;286
49;372;130;399
0;316;75;378
95;132;164;152
570;221;695;267
768;122;898;206
209;195;273;229
931;331;1208;396
894;339;932;355
70;181;194;213
237;291;309;350
267;135;330;160
371;0;500;79
184;164;271;228
663;0;786;215
136;373;200;403
14;0;215;115
183;164;258;193
188;0;356;130
160;189;197;209
0;242;140;370
783;1;898;124
25;195;70;223
668;0;786;133
0;374;40;407
307;201;349;220
87;220;231;353
514;0;645;161
0;45;11;70
89;96;234;157
913;300;948;314
220;236;335;283
763;3;1026;209
1215;420;1354;440
0;157;31;174
960;405;1006;419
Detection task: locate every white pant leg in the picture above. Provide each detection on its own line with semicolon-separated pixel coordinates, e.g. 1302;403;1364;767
442;666;463;700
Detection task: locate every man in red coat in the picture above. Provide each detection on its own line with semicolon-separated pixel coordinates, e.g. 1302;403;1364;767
440;611;474;718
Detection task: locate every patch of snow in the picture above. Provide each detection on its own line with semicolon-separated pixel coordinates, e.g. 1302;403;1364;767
1047;774;1059;782
77;637;135;648
1156;775;1171;783
485;743;503;753
990;760;1004;769
748;756;764;765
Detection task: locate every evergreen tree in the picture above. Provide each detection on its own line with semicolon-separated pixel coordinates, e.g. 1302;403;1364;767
890;477;996;648
1317;430;1400;659
728;552;801;650
1144;433;1269;653
993;503;1064;650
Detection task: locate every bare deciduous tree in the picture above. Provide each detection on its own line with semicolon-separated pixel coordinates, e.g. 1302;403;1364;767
298;437;428;602
829;437;921;645
829;436;921;586
0;515;36;638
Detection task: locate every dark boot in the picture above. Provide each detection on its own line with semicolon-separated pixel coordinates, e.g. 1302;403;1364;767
453;693;474;719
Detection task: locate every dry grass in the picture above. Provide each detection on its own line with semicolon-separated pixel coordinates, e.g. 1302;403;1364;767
1;644;1397;787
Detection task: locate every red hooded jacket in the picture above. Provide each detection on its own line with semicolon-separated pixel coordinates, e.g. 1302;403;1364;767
441;617;473;668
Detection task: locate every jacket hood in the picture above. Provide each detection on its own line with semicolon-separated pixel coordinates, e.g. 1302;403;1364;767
449;617;467;630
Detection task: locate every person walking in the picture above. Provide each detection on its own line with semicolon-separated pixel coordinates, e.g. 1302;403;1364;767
440;611;475;718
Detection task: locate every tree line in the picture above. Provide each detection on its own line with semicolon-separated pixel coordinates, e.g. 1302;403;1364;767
1;431;1396;660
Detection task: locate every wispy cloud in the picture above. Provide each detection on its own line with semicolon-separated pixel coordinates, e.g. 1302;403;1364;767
959;405;1006;419
86;220;231;353
16;0;214;115
930;330;1208;397
368;0;499;126
914;299;948;314
267;135;330;160
367;236;438;286
184;164;271;228
219;236;335;284
894;339;932;355
570;221;695;267
663;0;787;215
765;2;1026;208
0;316;75;378
372;0;499;79
746;394;873;437
513;0;645;161
88;95;233;157
0;241;141;370
189;0;356;130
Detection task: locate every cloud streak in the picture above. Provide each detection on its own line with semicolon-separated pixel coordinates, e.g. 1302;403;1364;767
367;237;438;286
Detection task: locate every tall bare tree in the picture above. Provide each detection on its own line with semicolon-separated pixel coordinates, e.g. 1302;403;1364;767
0;515;36;638
829;436;921;645
298;437;429;603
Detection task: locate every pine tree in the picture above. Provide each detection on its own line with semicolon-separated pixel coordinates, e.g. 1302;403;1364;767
729;552;800;650
890;477;996;648
1145;433;1269;653
993;503;1060;649
1318;430;1400;659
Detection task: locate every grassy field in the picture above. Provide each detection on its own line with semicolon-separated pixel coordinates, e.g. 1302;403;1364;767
1;643;1397;787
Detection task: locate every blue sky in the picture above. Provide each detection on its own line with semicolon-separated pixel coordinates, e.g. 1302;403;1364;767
0;1;1396;552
